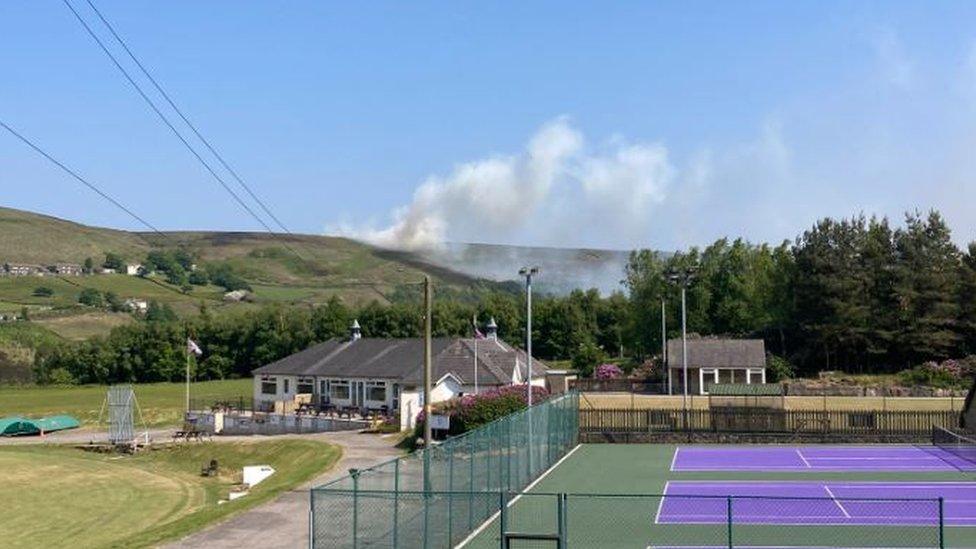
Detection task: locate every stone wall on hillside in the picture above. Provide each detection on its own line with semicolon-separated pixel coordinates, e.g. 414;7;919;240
783;380;966;398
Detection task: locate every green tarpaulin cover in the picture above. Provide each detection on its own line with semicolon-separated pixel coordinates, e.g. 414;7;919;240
0;415;80;436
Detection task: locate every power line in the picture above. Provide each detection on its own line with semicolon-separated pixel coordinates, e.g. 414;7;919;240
82;0;297;239
0;119;173;243
61;0;309;262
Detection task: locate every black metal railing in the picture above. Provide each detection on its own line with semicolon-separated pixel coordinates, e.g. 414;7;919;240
189;395;254;414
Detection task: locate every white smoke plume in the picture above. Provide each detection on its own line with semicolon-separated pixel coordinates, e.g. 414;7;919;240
333;117;678;250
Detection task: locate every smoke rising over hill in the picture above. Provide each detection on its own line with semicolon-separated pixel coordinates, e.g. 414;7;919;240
331;117;678;252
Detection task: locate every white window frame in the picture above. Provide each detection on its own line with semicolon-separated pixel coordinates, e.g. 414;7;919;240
331;380;351;400
297;377;315;395
260;378;277;395
366;381;387;403
747;368;765;384
700;368;718;395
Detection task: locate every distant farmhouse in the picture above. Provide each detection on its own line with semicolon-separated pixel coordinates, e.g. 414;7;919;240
125;264;142;276
3;263;45;276
123;298;149;314
50;263;83;276
252;319;548;429
666;337;766;395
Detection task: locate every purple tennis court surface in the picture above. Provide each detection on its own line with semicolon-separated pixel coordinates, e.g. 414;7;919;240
657;481;976;526
671;445;972;472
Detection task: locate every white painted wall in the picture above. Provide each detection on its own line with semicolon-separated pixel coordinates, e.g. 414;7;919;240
243;465;275;488
400;388;421;430
398;377;465;430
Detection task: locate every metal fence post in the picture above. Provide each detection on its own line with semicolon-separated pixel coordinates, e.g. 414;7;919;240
558;493;568;549
448;446;454;546
393;459;399;549
499;491;508;549
352;471;359;549
308;489;315;549
939;497;945;549
726;496;733;549
469;436;475;530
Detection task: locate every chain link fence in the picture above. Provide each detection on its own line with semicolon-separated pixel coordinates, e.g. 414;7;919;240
313;490;947;548
311;392;580;548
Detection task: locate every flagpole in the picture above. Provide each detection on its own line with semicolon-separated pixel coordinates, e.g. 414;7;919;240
473;315;479;395
185;340;190;414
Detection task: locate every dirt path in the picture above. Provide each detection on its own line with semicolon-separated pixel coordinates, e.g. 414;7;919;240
162;430;401;549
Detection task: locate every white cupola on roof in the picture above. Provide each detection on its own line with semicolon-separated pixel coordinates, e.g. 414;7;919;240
486;317;498;340
349;319;362;341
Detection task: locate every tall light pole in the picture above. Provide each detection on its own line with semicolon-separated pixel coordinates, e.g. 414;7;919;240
662;297;669;395
519;266;538;476
666;267;696;425
423;275;433;454
519;267;539;405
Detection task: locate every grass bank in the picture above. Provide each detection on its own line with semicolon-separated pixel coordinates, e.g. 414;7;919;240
0;439;340;548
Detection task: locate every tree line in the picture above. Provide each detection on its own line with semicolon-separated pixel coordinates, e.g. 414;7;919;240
30;209;976;384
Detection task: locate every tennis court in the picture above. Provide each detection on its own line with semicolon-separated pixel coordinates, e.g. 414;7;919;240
461;443;976;548
670;445;974;472
659;481;976;526
310;395;976;548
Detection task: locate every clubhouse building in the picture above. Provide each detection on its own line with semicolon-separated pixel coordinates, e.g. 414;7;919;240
251;319;547;429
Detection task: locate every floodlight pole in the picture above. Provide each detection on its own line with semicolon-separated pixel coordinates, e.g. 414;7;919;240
423;275;433;494
665;267;696;428
473;314;479;395
662;297;669;395
423;275;433;450
520;266;538;475
681;285;688;413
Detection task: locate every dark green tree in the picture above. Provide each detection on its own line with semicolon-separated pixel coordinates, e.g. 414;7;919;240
78;288;104;307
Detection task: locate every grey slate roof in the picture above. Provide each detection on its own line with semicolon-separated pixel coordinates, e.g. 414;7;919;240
252;336;547;386
666;338;766;368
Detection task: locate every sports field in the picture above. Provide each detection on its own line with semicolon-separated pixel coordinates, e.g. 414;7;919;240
462;443;976;548
0;440;339;548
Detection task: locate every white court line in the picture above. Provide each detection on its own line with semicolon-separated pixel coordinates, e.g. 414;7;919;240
822;485;851;518
648;545;943;549
455;443;582;548
808;456;942;461
661;480;976;485
796;449;812;468
653;481;671;524
670;447;680;472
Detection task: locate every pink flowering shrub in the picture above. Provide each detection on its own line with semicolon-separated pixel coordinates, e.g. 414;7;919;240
595;363;624;380
899;357;975;389
414;384;549;437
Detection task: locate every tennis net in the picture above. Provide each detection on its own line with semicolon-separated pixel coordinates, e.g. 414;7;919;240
932;425;976;469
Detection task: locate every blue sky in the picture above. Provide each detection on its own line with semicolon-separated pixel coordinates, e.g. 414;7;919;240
2;1;975;251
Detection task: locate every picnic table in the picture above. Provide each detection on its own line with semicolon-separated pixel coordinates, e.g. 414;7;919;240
172;429;212;442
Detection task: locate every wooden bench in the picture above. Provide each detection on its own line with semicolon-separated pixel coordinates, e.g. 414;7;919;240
173;430;212;442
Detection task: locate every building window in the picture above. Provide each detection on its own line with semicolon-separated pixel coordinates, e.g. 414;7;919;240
320;380;329;395
367;383;386;402
747;369;764;384
701;368;717;394
284;379;290;393
297;378;314;394
261;380;277;395
332;381;350;400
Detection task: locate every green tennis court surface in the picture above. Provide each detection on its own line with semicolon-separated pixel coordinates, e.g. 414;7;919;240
460;444;976;548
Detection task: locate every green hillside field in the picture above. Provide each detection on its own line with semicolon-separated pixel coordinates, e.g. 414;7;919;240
0;206;503;341
0;379;252;427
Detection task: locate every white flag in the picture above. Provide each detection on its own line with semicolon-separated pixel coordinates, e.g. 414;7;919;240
186;338;203;356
